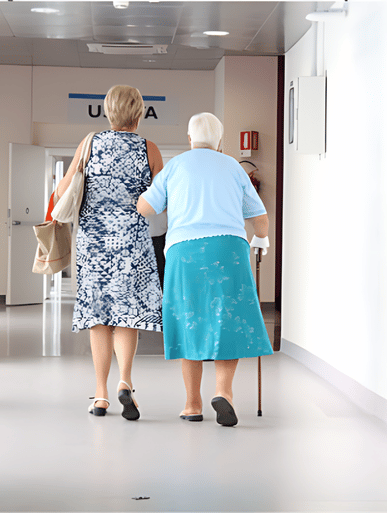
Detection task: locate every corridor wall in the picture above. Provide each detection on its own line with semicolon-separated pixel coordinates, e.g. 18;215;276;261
220;56;278;302
0;66;32;299
1;60;278;302
282;3;387;415
0;67;213;296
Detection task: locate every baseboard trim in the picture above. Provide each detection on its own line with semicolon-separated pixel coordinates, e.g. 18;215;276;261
281;338;387;425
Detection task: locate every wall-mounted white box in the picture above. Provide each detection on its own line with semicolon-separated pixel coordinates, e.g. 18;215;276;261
297;76;326;154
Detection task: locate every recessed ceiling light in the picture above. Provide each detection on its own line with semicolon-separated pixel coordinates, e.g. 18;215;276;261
126;25;137;27
203;31;229;37
31;8;60;14
113;0;129;9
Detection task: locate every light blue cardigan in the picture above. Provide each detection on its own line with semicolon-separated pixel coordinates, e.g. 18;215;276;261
141;148;267;253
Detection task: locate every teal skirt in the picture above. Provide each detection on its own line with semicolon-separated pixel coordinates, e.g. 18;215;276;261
162;235;273;360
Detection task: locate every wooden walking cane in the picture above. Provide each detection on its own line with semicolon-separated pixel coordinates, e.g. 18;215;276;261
245;165;264;417
255;246;263;416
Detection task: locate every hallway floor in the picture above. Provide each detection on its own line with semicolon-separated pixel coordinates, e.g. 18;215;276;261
1;292;387;512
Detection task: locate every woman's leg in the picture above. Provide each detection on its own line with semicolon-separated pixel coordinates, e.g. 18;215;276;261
90;325;114;409
181;359;203;415
113;327;139;405
214;359;239;405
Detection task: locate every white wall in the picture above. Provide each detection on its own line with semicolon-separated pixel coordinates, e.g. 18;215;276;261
0;66;214;295
32;67;214;147
282;3;387;401
219;56;278;302
214;57;225;124
1;62;278;301
0;66;33;295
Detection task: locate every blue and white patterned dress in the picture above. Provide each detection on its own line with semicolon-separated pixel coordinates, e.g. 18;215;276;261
72;130;163;333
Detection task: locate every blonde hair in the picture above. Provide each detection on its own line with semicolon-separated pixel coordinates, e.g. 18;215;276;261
188;112;223;150
104;85;144;129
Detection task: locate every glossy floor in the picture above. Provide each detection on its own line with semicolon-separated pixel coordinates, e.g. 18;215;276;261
0;286;387;512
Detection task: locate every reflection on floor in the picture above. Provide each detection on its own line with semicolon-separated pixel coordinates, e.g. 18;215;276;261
1;281;387;512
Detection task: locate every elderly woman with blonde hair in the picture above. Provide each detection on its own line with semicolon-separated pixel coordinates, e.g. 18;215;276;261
56;85;163;419
137;112;273;427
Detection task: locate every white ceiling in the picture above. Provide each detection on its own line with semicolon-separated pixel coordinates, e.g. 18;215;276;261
0;1;333;70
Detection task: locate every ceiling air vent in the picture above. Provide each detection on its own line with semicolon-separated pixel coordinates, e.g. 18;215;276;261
87;43;168;55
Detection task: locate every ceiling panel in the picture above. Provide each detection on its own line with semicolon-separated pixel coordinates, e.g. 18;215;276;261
0;1;334;70
176;1;277;35
32;39;81;66
246;1;324;53
174;33;254;51
0;54;32;65
0;37;32;55
90;2;184;26
78;50;173;69
0;9;13;37
170;58;221;70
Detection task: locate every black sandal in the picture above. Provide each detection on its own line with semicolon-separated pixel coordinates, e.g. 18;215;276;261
118;380;140;420
88;397;110;416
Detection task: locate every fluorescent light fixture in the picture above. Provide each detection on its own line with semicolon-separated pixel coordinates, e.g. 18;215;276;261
203;31;229;37
31;7;60;14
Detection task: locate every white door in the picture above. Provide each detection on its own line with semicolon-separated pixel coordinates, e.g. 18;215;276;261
7;143;46;305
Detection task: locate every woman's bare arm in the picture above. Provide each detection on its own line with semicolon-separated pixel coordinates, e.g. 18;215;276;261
248;213;269;238
56;136;87;199
147;140;163;179
137;196;156;217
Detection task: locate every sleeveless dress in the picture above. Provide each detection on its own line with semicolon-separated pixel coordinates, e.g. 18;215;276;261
72;130;163;333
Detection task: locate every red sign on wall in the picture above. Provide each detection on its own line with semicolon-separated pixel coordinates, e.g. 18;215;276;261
240;131;259;151
240;131;251;150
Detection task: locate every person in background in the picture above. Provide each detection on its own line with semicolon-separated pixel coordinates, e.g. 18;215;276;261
137;112;273;427
149;211;167;290
56;85;163;419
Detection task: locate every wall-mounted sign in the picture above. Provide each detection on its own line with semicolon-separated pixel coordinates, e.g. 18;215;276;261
68;93;178;125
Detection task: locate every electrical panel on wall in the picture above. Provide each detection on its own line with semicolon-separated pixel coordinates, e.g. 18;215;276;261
297;76;326;154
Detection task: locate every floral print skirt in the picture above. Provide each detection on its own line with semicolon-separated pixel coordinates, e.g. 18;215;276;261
162;235;273;360
72;213;163;333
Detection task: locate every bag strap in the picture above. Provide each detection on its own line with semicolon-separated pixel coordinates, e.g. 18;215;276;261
76;131;96;174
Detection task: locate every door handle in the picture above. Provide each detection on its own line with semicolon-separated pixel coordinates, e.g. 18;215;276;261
12;221;21;225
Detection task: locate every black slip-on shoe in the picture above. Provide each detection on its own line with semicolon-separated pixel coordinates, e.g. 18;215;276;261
211;397;238;426
180;414;204;422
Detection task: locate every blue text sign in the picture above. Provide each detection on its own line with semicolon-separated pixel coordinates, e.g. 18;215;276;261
68;93;178;125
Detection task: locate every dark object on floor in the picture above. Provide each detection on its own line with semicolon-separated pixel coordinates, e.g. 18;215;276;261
211;396;238;426
132;497;150;500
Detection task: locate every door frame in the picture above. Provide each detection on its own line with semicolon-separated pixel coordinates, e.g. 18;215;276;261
274;55;285;350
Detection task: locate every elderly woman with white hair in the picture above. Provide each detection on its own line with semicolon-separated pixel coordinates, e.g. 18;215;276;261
56;85;163;419
137;112;273;427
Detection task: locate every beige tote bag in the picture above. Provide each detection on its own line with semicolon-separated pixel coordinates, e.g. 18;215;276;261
32;132;95;275
32;220;71;274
